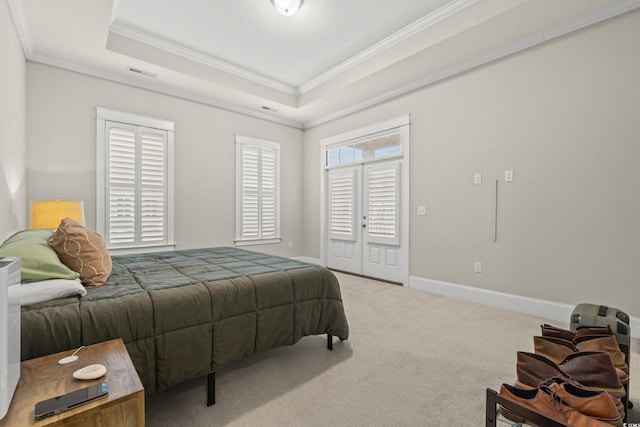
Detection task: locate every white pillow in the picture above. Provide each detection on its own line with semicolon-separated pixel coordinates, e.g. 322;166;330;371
20;278;87;305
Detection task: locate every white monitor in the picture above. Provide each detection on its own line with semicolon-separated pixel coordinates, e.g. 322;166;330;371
0;257;20;420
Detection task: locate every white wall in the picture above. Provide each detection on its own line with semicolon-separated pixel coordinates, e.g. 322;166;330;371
26;63;305;257
303;11;640;317
0;1;26;242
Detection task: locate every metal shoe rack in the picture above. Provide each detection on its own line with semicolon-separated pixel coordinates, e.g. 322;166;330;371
485;388;570;427
485;336;631;426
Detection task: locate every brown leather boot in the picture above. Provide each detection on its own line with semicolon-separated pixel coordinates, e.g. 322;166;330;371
498;383;615;427
575;325;614;339
541;323;576;341
541;324;614;341
515;351;564;390
575;335;628;374
534;335;578;364
541;377;623;426
516;352;626;398
560;352;626;398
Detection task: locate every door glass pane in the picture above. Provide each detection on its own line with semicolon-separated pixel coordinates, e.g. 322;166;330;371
327;148;340;166
339;146;355;163
326;131;401;166
375;146;401;156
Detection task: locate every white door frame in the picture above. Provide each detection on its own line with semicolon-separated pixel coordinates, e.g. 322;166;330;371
320;115;410;286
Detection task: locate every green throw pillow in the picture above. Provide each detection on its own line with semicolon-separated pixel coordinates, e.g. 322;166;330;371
0;230;80;282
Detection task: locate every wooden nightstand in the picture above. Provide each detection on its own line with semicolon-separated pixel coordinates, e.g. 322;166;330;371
0;338;144;426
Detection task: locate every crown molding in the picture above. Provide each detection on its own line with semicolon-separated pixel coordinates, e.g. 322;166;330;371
109;0;478;97
109;21;299;96
8;0;640;131
6;0;33;57
298;0;478;94
302;0;640;129
27;52;305;129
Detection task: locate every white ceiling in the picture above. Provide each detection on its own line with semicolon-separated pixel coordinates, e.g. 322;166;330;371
7;0;640;128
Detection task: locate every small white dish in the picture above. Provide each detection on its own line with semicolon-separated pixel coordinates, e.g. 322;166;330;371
58;355;78;365
72;364;107;380
58;346;86;365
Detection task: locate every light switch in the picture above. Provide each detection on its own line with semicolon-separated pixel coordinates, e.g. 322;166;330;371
417;206;426;216
505;170;514;182
474;173;482;185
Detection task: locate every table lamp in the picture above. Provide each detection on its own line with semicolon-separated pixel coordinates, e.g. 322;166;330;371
29;199;85;229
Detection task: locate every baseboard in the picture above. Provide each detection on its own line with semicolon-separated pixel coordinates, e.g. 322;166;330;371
409;276;640;339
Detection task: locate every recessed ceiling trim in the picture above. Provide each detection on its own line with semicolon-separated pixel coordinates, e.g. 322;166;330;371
303;0;640;129
27;52;305;129
298;0;479;94
10;0;640;132
109;1;480;98
110;21;298;96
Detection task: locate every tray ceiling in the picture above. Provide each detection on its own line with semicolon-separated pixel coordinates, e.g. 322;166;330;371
8;0;640;128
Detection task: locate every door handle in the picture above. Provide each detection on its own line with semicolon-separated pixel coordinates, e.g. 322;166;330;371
362;224;367;228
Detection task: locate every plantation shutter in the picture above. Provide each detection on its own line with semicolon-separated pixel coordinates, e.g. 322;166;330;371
236;136;280;243
107;123;136;246
140;128;166;244
240;145;260;239
329;168;356;241
365;162;400;246
260;148;277;239
105;121;168;248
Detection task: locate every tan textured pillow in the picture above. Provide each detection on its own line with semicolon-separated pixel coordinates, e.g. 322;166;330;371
48;218;112;286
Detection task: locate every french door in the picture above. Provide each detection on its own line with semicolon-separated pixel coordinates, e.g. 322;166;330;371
326;159;404;283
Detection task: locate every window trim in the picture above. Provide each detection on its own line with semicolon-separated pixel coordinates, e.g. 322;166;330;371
235;135;281;246
96;107;175;254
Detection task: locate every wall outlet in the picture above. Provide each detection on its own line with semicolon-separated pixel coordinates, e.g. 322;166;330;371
504;170;514;182
474;261;482;273
417;205;426;216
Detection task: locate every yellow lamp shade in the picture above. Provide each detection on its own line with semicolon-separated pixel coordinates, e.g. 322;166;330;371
29;200;85;229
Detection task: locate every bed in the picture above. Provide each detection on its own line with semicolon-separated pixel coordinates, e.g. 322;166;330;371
4;228;349;404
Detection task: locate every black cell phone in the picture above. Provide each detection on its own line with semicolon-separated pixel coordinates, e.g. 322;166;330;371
34;382;108;419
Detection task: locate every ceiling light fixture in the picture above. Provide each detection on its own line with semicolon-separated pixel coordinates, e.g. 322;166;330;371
271;0;303;16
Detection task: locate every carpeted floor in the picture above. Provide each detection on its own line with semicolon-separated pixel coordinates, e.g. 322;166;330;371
145;272;640;426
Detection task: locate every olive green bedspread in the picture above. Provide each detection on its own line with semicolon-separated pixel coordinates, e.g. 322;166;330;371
21;247;349;392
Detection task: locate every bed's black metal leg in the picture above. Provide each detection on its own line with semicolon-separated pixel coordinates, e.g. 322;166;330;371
207;371;216;406
327;334;333;350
